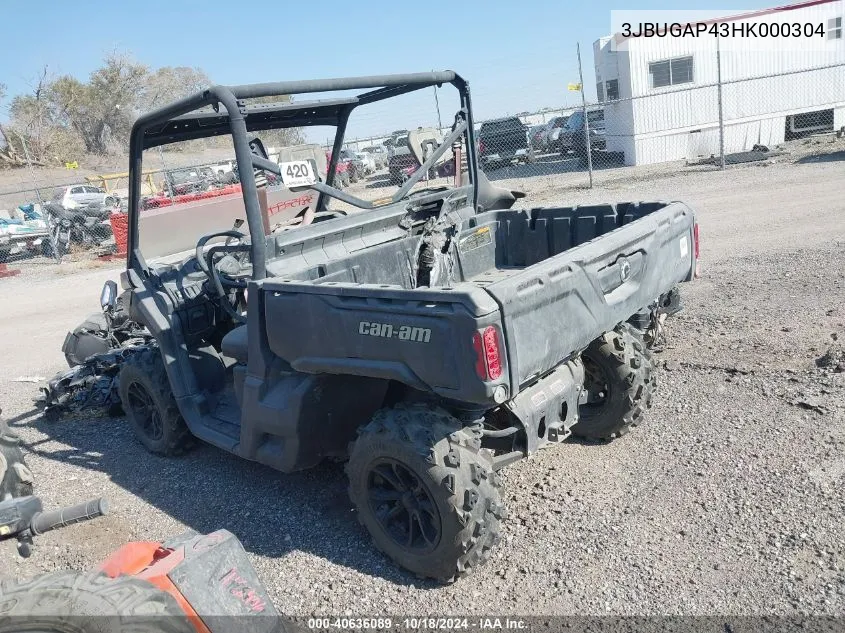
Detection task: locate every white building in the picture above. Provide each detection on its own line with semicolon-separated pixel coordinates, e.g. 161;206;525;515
594;0;845;165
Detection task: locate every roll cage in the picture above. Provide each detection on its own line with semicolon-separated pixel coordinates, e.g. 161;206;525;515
127;71;479;281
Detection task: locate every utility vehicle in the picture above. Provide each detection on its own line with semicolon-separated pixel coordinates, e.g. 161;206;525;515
105;71;696;582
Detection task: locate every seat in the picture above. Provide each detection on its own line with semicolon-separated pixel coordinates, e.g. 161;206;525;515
221;325;249;363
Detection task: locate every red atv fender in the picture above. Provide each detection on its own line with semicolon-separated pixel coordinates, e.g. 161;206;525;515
99;529;282;633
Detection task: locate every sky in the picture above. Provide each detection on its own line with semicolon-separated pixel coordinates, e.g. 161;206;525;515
0;0;780;140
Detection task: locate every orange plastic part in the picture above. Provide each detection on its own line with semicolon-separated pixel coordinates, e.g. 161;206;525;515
97;542;211;633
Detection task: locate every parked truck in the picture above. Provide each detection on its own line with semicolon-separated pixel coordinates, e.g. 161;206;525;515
477;116;535;168
62;71;698;583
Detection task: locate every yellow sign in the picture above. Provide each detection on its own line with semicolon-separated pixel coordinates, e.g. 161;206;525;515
567;83;582;91
65;161;79;169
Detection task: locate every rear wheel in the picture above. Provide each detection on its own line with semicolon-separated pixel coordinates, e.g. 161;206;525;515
347;404;505;582
573;323;655;440
0;572;193;633
41;236;66;260
118;348;194;456
0;414;33;500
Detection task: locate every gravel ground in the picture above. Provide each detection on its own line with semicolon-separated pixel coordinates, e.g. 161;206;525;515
0;151;844;616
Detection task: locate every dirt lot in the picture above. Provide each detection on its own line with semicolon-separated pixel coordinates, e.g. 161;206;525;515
0;152;844;616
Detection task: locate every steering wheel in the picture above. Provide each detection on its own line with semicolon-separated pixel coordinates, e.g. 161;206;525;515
195;230;250;323
195;230;247;279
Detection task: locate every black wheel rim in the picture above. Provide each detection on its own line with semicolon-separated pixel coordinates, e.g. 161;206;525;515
366;458;441;553
126;382;163;441
581;355;611;416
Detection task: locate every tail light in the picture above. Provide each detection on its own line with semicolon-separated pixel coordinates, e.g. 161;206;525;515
693;223;700;278
478;139;486;155
472;325;503;381
693;223;700;259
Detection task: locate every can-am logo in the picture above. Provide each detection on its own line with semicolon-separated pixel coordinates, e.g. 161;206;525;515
358;321;432;343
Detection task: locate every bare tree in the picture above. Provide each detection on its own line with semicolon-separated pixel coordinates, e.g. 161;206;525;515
49;53;148;154
5;67;81;163
0;83;25;166
140;66;212;112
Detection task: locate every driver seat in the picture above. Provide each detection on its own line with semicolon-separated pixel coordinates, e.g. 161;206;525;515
221;325;249;364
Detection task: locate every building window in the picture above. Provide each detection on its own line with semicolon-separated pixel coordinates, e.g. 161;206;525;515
648;56;694;88
606;79;619;100
596;82;605;102
829;17;842;39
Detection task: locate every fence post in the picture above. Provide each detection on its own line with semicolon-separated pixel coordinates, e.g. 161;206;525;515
716;35;726;170
157;147;174;201
577;43;594;188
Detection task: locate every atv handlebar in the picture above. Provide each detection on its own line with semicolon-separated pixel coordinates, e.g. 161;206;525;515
30;497;109;536
0;495;109;557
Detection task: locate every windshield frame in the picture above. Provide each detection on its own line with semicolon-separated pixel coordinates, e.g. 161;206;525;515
127;72;477;281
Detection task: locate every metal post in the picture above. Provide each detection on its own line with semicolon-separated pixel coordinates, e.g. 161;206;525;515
577;42;593;188
716;35;726;170
433;82;443;130
157;146;173;201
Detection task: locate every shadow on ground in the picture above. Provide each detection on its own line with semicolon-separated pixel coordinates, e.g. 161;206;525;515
484;152;623;182
10;406;438;587
796;150;845;164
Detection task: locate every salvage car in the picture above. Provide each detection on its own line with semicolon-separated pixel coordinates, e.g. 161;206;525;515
0;204;49;261
477;116;535;168
560;108;606;156
59;71;698;583
355;151;377;175
52;185;119;210
162;168;214;196
361;145;388;170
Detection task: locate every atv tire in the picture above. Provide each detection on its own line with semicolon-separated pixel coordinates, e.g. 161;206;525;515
0;415;33;500
573;323;655;440
347;404;505;582
0;571;193;633
118;347;194;456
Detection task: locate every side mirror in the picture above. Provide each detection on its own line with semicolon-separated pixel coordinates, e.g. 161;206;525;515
100;280;118;310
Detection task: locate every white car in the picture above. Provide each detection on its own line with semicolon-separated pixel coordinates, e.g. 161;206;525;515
361;145;388;170
354;152;377;175
52;185;119;210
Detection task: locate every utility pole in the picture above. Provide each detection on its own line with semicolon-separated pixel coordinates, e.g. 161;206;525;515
716;35;726;170
432;70;443;131
577;42;594;188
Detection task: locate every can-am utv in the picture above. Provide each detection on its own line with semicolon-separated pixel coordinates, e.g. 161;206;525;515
112;71;697;582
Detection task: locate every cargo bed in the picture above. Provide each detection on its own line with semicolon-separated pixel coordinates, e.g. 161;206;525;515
258;200;696;404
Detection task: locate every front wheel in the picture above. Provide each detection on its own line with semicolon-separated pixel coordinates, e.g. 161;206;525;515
573;323;656;440
118;347;194;456
347;405;506;582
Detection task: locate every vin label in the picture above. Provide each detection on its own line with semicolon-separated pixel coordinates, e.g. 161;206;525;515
358;321;431;343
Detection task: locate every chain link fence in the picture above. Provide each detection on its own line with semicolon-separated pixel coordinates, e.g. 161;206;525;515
2;54;843;268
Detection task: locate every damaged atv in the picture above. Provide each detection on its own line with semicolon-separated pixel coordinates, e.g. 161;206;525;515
38;281;152;419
